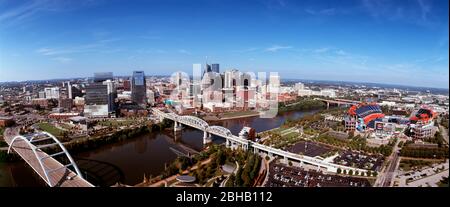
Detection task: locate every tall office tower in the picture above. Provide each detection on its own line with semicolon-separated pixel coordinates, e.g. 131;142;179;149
131;71;146;105
44;87;60;99
94;72;113;83
67;81;73;99
268;73;280;94
193;63;202;77
173;71;183;86
104;80;117;112
205;64;212;73
224;69;240;88
202;63;212;79
211;64;219;73
84;72;114;117
84;83;109;117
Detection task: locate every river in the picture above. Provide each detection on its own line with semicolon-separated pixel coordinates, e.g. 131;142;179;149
0;110;318;187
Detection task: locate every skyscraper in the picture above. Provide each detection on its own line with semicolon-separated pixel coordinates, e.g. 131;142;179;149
104;80;117;112
211;64;219;73
94;72;113;82
84;72;114;117
84;83;109;117
67;81;73;99
131;71;146;105
202;63;212;79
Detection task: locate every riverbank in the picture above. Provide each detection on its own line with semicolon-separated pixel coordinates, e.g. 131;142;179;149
203;111;260;121
0;119;174;162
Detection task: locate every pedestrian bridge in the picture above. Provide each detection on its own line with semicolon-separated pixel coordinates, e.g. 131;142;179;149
3;128;93;187
153;108;368;174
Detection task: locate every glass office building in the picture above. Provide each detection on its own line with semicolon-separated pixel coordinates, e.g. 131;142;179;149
131;71;146;105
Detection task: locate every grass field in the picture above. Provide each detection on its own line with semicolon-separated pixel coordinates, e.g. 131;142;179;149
98;119;137;127
398;159;440;171
220;111;259;118
36;122;63;137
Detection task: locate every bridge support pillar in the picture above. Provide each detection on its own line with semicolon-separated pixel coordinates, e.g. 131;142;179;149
225;139;230;148
240;144;248;151
203;131;212;145
174;121;182;131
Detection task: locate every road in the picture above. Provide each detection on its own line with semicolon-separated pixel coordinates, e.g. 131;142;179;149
439;125;449;144
375;139;401;187
382;151;400;187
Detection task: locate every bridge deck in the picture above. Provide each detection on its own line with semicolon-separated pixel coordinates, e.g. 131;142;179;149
153;109;367;173
4;130;93;187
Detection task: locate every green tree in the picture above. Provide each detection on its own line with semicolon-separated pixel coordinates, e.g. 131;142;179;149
226;174;235;187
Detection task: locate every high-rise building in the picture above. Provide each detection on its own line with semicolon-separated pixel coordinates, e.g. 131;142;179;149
104;80;117;112
123;79;131;91
193;64;202;79
268;73;280;94
147;90;155;105
84;72;115;117
44;87;60;99
94;72;113;83
202;63;212;79
211;64;219;73
131;71;146;105
85;84;108;105
84;83;109;117
59;98;73;110
38;91;46;99
224;69;240;89
67;81;73;99
294;82;305;91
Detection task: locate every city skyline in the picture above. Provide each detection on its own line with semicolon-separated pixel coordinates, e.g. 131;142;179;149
0;0;449;88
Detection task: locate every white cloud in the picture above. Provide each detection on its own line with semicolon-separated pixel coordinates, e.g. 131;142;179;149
336;50;347;55
177;49;191;55
305;8;336;16
265;45;292;52
313;47;330;53
36;47;72;56
234;47;259;53
52;57;72;63
0;0;104;27
36;38;119;56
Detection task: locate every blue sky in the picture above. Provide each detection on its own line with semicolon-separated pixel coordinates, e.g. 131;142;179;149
0;0;448;88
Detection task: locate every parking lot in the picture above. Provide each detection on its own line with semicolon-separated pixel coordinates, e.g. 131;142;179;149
285;141;333;157
397;160;449;187
265;162;371;187
333;151;384;171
